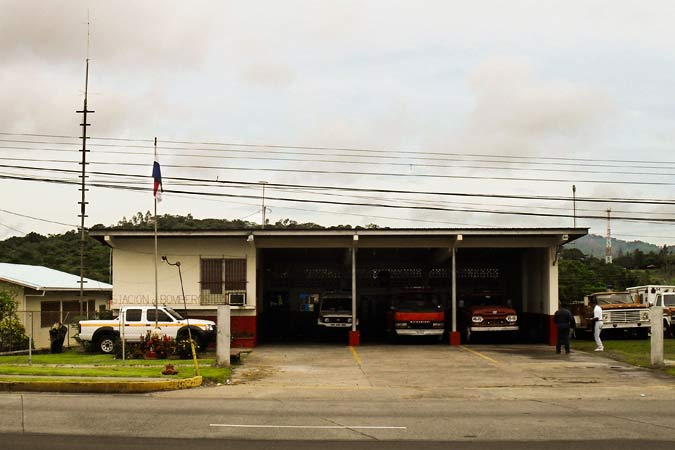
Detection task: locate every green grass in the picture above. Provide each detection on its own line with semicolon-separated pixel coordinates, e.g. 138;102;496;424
0;349;230;383
573;338;675;376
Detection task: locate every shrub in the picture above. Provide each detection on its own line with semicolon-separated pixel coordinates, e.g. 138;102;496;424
0;290;30;352
112;332;196;360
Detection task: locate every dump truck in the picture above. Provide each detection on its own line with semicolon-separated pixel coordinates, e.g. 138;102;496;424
570;291;650;338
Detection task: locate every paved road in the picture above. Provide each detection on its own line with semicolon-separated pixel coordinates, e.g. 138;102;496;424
3;433;675;450
1;393;674;441
1;344;674;444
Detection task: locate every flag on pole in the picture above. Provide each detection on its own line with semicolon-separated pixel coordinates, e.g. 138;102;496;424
153;139;163;201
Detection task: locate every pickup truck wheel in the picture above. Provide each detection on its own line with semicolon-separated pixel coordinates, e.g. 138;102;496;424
98;334;115;354
177;332;204;352
194;335;206;351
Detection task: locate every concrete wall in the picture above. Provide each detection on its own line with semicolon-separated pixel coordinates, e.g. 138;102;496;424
519;247;558;342
111;237;256;311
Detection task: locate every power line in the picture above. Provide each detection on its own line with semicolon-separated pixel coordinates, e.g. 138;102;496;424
3;159;675;188
2;131;675;166
2;162;675;206
276;186;675;218
0;220;26;235
1;171;674;224
0;208;79;228
4;149;675;178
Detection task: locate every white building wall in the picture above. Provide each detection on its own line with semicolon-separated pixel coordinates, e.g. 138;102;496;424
111;237;256;317
546;246;559;315
520;247;557;314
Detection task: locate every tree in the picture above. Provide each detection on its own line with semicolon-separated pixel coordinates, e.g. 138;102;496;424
0;290;30;352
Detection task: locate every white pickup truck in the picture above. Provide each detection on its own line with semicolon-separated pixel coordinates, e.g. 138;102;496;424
78;305;217;353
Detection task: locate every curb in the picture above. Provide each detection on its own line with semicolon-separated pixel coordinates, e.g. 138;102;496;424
0;376;202;393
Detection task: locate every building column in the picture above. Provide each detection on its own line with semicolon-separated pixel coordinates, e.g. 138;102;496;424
547;246;560;346
449;243;461;345
349;235;360;346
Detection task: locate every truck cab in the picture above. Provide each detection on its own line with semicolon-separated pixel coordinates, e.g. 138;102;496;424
627;285;675;306
386;290;445;340
460;294;518;343
317;292;354;330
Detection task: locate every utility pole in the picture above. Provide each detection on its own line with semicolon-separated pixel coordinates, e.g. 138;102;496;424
76;21;94;318
260;181;268;228
605;208;613;264
572;185;576;228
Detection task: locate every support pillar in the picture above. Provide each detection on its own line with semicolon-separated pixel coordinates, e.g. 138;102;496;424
216;305;231;368
548;315;558;347
650;306;664;368
350;236;360;346
449;244;460;345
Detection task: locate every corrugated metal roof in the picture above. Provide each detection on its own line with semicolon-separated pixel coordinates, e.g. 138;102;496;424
90;227;588;240
0;263;112;291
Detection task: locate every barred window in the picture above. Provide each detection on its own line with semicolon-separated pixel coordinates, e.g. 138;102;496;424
41;301;60;328
200;258;247;305
62;301;81;324
41;300;95;327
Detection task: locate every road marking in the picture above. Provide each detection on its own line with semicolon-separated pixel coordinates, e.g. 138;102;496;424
349;346;363;367
459;345;500;365
210;424;406;430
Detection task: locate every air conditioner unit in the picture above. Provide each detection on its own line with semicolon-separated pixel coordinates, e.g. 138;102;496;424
229;292;246;306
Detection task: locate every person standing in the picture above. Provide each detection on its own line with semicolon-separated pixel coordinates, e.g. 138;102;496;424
591;298;604;351
554;304;575;354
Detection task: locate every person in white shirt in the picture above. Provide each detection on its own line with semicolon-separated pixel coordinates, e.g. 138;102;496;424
592;299;604;351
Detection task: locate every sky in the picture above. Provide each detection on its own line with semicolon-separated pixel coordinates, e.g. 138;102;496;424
1;0;674;246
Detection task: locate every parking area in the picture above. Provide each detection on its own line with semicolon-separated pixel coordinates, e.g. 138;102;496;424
212;343;675;401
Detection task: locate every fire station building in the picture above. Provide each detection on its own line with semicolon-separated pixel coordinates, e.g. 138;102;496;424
90;227;587;348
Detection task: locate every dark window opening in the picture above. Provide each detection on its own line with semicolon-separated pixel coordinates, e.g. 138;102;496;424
147;309;172;322
125;309;142;322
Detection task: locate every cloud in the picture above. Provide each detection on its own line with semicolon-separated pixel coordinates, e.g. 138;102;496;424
0;0;221;68
241;62;296;88
457;56;614;157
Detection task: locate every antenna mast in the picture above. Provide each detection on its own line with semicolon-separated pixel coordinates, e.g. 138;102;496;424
605;208;612;264
76;18;94;317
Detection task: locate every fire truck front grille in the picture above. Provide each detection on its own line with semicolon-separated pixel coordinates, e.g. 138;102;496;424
408;320;432;329
607;310;641;323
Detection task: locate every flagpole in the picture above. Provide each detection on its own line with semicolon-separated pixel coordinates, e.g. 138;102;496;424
154;137;159;330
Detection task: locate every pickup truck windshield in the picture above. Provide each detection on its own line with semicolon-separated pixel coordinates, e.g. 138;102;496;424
321;297;352;312
165;308;185;320
394;293;441;312
594;293;633;305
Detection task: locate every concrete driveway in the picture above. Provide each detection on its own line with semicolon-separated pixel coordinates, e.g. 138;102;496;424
202;343;675;401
